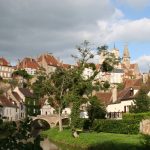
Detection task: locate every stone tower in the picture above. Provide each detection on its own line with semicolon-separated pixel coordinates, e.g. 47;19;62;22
122;45;130;68
112;43;120;59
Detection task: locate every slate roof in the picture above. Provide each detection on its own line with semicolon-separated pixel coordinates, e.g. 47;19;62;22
19;88;34;98
117;87;134;101
12;91;22;102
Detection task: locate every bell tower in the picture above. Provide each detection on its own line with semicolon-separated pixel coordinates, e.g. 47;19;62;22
122;44;130;67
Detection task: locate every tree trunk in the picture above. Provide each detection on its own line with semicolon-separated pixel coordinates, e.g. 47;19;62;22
58;107;63;132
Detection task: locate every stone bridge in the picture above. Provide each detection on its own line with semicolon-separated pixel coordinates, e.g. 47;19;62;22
32;114;70;128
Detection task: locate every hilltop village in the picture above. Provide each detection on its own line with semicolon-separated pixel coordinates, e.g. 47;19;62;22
0;45;149;122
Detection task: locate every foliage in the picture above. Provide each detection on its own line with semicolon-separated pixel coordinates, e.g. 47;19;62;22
8;79;18;88
87;96;106;127
32;70;47;100
97;45;120;72
13;69;32;80
131;87;150;113
92;119;140;134
123;112;150;121
116;83;125;91
42;128;142;150
0;118;42;150
102;81;110;90
141;134;150;150
25;97;40;116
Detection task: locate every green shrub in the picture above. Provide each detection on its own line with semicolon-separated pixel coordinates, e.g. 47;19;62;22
123;112;150;121
92;119;140;134
141;134;150;150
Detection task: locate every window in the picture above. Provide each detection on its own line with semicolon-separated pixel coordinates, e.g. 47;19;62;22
124;106;126;113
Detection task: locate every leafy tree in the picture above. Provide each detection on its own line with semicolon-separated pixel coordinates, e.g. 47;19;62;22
32;41;116;131
131;87;150;113
97;45;120;72
87;96;106;126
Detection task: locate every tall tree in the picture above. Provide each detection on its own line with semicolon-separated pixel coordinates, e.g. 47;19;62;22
132;86;150;113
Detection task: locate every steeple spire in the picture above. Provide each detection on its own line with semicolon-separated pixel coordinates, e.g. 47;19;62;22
122;44;130;67
123;44;130;58
114;43;116;49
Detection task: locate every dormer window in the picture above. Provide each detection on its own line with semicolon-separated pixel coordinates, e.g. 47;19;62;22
130;87;134;96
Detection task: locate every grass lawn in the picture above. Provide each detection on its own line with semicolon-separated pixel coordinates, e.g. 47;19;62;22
41;128;144;150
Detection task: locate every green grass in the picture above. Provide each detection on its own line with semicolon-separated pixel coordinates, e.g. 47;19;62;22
41;128;143;150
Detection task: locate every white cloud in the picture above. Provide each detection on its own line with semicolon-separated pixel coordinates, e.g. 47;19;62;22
132;55;150;73
96;18;150;43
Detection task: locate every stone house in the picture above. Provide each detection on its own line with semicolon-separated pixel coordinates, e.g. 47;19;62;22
13;87;37;116
17;57;40;75
7;89;26;120
0;95;19;121
0;57;14;79
96;79;142;119
37;53;61;74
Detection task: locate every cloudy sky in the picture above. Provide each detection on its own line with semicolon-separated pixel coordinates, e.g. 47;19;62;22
0;0;150;72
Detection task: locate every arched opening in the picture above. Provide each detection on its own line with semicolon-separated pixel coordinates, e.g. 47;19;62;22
56;118;70;127
31;119;50;137
32;119;50;129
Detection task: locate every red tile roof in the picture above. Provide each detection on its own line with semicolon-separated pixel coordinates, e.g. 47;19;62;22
124;79;142;89
0;95;16;107
96;92;112;105
0;57;10;66
18;58;39;69
38;53;60;67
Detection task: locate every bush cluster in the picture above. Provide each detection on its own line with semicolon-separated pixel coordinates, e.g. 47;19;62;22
123;112;150;121
92;119;140;134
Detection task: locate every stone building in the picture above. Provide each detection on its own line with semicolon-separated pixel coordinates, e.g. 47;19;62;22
0;57;14;79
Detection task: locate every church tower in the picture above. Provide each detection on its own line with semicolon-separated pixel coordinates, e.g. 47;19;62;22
122;45;130;68
112;43;120;59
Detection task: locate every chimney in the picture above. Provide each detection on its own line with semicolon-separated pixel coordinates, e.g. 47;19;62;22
112;85;117;103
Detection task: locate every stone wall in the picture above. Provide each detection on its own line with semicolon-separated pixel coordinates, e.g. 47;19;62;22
140;119;150;135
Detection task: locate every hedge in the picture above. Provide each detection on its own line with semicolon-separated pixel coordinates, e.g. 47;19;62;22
123;112;150;121
92;119;140;134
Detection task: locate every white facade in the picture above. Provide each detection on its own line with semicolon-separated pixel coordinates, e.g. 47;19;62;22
62;107;71;115
40;99;55;115
7;90;26;120
0;66;14;79
2;106;19;121
107;100;134;113
24;68;37;75
110;72;123;84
